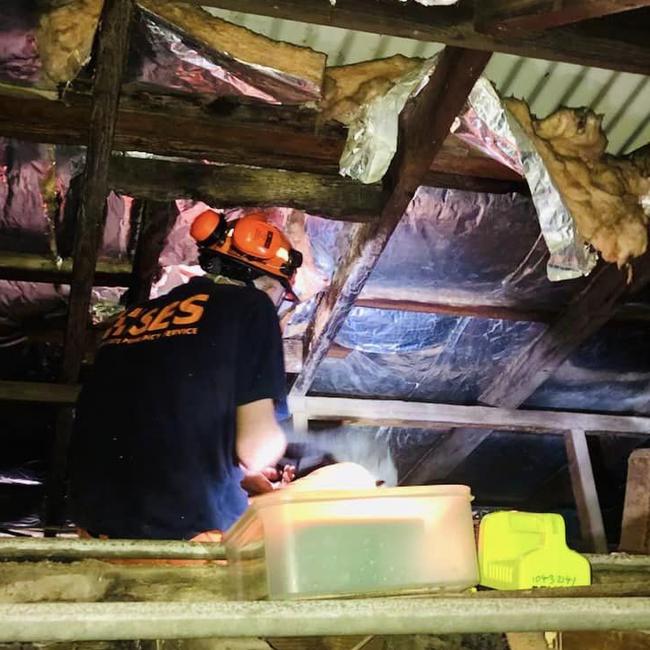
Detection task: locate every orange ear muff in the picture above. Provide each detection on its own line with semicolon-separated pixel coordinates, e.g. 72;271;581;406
190;210;227;247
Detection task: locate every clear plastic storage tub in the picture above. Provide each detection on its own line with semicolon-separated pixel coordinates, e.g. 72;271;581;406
223;484;479;600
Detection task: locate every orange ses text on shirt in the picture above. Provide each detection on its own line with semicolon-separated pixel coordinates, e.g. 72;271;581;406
102;293;210;346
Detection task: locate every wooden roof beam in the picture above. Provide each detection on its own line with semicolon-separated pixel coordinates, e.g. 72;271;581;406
401;254;650;485
45;0;134;530
480;255;650;408
197;0;650;75
291;47;492;397
476;1;650;34
109;157;387;221
0;92;521;185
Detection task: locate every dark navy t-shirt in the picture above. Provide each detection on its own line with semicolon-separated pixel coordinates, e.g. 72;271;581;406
69;277;286;540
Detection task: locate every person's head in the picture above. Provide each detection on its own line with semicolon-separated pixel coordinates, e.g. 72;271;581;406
190;210;303;306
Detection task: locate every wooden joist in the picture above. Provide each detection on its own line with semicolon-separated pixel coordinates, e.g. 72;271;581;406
288;396;650;437
5;383;650;437
0;92;523;187
199;0;650;75
292;47;492;396
480;256;650;409
0;92;344;175
108;157;386;221
476;0;650;34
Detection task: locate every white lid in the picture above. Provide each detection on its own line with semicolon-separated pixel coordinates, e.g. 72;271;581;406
223;484;473;544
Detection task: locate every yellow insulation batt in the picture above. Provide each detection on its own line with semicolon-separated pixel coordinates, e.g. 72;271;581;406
322;54;423;125
36;0;103;87
137;0;326;96
506;99;650;267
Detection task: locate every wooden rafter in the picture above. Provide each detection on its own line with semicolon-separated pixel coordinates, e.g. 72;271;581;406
45;0;134;530
480;256;650;408
0;93;521;186
403;255;650;486
476;0;650;34
108;157;387;221
197;0;650;75
291;47;492;397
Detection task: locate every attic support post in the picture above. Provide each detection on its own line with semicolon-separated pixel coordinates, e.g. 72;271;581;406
126;201;179;306
45;0;134;531
292;47;492;398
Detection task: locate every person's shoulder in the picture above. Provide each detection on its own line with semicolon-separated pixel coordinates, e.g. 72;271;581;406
216;284;274;309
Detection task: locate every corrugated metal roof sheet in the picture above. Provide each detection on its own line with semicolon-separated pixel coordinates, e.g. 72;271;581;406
206;8;650;155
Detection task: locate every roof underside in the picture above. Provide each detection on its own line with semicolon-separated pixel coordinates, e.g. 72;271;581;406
0;1;649;541
209;7;650;155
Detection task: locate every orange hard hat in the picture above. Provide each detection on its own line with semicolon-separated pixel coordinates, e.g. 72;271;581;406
191;209;303;300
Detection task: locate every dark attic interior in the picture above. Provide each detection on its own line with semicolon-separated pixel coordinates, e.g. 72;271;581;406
1;1;650;649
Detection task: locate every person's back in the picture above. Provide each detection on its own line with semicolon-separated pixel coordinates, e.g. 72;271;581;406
70;276;287;539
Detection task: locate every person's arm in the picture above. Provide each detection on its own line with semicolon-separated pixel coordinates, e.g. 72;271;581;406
235;290;288;472
236;398;286;472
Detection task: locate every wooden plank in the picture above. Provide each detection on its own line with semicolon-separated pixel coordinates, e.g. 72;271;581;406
60;0;133;384
564;428;608;553
620;449;650;554
0;92;523;185
292;47;492;396
0;92;344;175
480;256;650;409
0;252;131;286
0;381;80;405
476;1;650;34
197;0;650;75
125;200;179;305
108;157;386;221
46;0;134;531
292;396;650;436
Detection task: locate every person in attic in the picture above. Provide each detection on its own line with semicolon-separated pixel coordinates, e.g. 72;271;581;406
69;209;303;541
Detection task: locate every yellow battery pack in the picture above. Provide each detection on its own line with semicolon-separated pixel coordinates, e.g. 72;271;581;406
478;511;591;590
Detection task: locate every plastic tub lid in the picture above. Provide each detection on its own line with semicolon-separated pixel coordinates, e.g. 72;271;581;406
223;484;473;543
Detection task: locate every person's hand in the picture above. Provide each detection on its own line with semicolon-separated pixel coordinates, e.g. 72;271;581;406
240;464;296;496
280;464;296;485
240;470;275;496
